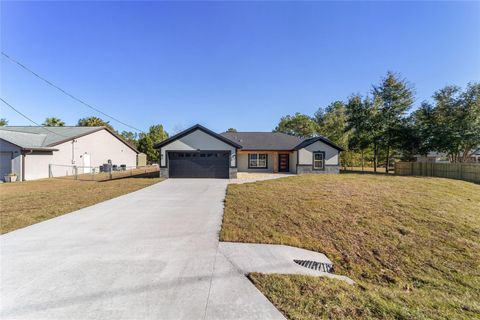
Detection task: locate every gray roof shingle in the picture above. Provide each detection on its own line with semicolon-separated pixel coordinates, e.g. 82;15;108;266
221;131;345;151
220;132;304;150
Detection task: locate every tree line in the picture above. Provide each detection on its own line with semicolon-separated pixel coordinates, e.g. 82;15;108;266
273;71;480;172
2;71;478;168
0;116;168;163
74;117;168;163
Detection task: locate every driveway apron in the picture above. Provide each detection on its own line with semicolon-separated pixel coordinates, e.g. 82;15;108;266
0;179;285;320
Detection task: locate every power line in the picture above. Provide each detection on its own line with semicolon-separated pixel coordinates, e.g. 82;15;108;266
0;97;69;137
1;51;144;133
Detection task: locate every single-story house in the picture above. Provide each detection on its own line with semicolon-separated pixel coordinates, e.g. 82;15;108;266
154;124;344;179
0;126;139;181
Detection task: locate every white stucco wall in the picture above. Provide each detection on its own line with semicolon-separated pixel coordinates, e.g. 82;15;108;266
160;129;237;167
298;141;339;166
237;153;274;172
24;129;137;180
54;129;137;168
0;139;22;179
24;151;54;180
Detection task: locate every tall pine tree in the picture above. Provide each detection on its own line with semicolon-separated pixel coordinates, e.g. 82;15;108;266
372;72;414;172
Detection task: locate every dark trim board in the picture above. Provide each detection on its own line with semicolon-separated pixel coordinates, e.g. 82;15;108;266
296;149;299;174
294;137;344;152
240;149;295;152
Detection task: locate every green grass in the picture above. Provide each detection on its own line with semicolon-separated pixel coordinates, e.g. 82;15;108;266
221;174;480;319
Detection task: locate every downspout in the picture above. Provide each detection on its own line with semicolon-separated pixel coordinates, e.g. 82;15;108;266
71;139;77;164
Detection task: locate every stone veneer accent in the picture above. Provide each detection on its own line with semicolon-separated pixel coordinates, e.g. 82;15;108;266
296;165;340;174
229;167;238;179
160;167;169;178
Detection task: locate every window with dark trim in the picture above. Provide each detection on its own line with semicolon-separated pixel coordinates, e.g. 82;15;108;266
248;153;267;168
313;152;325;170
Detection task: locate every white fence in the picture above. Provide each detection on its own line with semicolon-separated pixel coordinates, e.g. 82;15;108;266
49;164;159;181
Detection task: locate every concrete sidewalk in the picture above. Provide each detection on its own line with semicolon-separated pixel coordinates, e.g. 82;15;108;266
1;179;285;320
220;242;354;284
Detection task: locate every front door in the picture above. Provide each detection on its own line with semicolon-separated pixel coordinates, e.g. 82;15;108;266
278;154;289;172
82;153;91;173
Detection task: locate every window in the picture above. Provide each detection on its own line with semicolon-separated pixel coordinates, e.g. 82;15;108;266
313;152;324;170
249;153;267;168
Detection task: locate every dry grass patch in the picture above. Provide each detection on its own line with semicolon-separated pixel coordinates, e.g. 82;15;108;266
0;176;162;234
221;174;480;319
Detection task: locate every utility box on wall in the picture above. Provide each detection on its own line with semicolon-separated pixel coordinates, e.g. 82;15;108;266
137;153;147;167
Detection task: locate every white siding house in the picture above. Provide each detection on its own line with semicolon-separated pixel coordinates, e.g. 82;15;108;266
0;126;139;181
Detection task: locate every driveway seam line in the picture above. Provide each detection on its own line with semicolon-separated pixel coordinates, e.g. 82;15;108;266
203;240;220;320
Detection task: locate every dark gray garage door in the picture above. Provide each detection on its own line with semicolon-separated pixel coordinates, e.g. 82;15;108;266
168;151;230;178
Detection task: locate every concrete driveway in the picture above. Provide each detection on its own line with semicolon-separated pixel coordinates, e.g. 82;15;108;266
0;179;285;320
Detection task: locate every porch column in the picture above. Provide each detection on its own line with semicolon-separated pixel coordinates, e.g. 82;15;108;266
272;152;278;173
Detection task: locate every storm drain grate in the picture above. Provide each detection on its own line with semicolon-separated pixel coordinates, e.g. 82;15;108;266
294;259;333;273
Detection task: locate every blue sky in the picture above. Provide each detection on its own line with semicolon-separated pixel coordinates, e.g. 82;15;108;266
1;1;479;134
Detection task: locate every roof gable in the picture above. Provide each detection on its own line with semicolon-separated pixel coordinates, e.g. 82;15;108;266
294;136;345;151
154;124;242;149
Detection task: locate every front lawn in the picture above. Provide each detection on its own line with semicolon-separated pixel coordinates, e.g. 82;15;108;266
221;174;480;319
0;176;162;234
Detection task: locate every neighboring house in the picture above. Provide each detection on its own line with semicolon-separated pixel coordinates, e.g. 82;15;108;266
469;148;480;163
415;148;480;164
0;126;139;181
154;124;344;179
414;152;449;163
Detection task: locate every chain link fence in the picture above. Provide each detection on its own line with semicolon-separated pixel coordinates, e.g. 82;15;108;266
48;164;159;181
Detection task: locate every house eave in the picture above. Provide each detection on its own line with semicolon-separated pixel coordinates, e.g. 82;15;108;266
294;137;345;152
22;147;59;152
238;149;295;152
154;124;243;149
